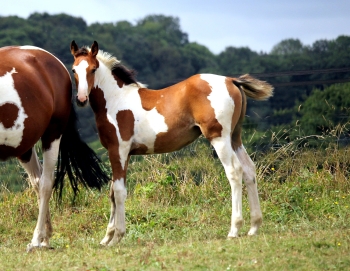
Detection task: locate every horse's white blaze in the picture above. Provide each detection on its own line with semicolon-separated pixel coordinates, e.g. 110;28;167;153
73;60;89;101
0;68;28;147
95;64;168;160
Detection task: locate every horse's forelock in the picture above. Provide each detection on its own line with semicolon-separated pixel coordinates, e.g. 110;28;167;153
73;47;89;57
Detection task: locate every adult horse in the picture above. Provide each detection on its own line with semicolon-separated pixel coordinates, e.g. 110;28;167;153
0;45;109;251
70;40;273;246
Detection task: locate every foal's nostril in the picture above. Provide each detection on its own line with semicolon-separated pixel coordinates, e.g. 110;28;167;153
76;96;88;107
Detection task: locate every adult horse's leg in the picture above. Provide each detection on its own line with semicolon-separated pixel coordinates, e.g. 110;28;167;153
235;145;262;235
19;148;42;195
210;136;244;238
19;148;52;247
100;150;128;246
27;138;61;250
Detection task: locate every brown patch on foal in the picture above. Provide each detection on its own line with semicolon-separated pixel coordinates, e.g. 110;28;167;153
226;78;244;149
90;87;125;180
189;76;223;141
116;110;135;141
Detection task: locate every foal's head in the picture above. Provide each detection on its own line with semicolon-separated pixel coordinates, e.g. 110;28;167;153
70;40;99;107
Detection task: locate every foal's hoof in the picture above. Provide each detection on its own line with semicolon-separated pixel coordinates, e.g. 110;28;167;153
247;225;260;236
26;243;54;252
227;229;240;239
26;243;41;253
247;229;259;236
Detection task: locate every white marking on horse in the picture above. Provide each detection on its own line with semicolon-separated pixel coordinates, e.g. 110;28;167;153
94;64;168;165
200;74;235;136
73;60;89;101
0;68;28;147
100;178;127;246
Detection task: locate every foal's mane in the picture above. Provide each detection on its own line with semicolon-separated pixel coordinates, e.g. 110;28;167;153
77;46;140;86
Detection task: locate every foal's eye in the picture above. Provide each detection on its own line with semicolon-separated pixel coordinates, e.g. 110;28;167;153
92;68;97;74
72;69;76;74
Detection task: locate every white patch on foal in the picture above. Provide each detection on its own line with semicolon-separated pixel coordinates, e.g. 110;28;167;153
200;74;235;134
0;68;28;147
93;64;168;167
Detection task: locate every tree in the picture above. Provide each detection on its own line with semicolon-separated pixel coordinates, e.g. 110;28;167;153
271;39;305;55
297;83;350;135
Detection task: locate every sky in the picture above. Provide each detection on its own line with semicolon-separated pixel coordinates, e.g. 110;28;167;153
1;0;350;54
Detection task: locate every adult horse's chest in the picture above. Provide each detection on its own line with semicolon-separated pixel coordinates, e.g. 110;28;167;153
0;68;28;148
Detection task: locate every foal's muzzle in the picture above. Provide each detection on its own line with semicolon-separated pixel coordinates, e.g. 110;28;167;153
76;95;88;107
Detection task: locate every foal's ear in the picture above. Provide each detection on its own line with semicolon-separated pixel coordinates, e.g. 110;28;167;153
91;41;99;57
70;40;79;56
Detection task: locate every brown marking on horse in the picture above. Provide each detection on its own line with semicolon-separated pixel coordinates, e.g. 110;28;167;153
89;86;127;180
0;103;19;128
116;110;135;141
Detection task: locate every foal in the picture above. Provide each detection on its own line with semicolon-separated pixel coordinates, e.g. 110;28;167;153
70;40;273;246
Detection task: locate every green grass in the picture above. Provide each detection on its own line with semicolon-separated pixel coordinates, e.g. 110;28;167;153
0;135;350;270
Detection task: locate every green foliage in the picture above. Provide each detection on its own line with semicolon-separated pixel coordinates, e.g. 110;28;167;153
271;38;305;55
298;83;350;135
1;131;350;270
0;160;28;193
1;13;350;141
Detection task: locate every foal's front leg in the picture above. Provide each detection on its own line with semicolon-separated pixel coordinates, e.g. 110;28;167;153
100;180;127;246
100;152;128;246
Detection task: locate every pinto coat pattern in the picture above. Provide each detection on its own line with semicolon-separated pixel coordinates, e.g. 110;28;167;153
70;40;273;246
0;45;109;251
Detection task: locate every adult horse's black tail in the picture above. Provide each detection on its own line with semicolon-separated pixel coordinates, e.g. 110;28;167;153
54;105;110;199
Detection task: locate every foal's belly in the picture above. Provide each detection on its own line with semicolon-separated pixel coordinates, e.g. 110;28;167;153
130;126;201;155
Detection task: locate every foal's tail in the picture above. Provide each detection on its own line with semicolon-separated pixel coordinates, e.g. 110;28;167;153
54;105;110;200
233;74;274;100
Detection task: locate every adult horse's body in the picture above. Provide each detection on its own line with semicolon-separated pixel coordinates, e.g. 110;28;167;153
70;41;273;246
0;45;109;250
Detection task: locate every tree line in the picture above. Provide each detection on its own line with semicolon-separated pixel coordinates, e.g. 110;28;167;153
1;12;350;144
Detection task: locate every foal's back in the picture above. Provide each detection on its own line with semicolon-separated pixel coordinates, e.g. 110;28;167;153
134;74;243;153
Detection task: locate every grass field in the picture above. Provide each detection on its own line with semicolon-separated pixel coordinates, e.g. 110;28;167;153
0;135;350;270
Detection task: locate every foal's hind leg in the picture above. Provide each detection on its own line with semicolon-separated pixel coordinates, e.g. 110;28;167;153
235;145;262;235
210;137;244;238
